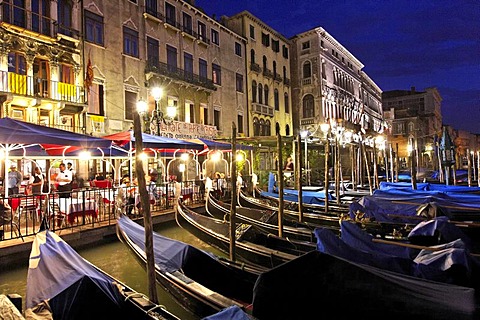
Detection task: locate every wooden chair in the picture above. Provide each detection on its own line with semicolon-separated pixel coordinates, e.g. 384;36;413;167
49;202;66;232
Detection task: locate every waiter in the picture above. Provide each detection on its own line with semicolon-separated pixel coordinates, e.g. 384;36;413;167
56;163;73;198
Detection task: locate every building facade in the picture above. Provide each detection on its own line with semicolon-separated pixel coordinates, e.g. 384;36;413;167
382;87;443;170
0;0;85;131
83;0;247;140
222;11;293;138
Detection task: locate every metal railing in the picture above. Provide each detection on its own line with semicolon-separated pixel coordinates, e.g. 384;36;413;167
0;180;204;242
0;70;85;103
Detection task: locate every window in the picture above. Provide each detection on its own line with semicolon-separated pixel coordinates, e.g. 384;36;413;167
184;52;193;79
166;45;177;71
123;26;139;57
146;0;157;16
87;83;104;116
235;42;242;56
282;45;289;59
321;61;326;79
57;0;73;36
303;61;311;78
237;114;244;134
32;0;51;36
212;63;221;85
182;12;192;34
3;0;26;27
249;25;255;39
214;109;220;130
124;90;137;120
8;52;26;74
258;84;263;104
165;2;176;25
261;32;270;47
252;81;257;103
274;89;279;111
321;40;325;48
250;49;256;64
264;85;269;106
199;58;207;81
85;10;104;45
211;29;219;45
59;63;73;84
272;40;279;53
236;73;243;92
302;94;315;118
147;37;159;65
302;41;310;50
198;21;207;42
284;92;289;113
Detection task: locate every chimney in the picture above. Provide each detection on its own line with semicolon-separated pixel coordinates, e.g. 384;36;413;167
411;86;416;93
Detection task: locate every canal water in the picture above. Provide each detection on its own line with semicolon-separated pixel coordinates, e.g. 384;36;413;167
0;220;226;320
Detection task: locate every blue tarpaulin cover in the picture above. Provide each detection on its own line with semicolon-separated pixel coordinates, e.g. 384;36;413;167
202;306;252;320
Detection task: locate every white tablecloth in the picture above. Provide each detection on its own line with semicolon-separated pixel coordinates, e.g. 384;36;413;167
55;198;97;216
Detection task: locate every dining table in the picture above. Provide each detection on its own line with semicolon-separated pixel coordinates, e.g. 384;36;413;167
54;198;98;224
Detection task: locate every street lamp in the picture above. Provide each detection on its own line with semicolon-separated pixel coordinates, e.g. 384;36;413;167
151;87;163;136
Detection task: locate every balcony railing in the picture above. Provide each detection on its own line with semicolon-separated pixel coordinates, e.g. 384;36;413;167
252;102;274;116
274;73;283;82
250;63;261;73
0;70;85;103
146;60;216;91
284;77;291;86
263;68;273;78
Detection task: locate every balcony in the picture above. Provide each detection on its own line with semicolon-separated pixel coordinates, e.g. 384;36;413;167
284;77;291;86
252;103;274;117
262;68;273;79
300;118;315;126
146;60;216;91
274;73;283;83
0;70;85;103
250;63;261;73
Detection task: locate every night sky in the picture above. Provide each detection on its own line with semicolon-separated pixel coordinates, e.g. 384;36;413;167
195;0;480;134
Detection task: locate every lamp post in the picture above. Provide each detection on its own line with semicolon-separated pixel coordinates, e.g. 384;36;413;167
134;98;157;304
300;130;310;185
151;87;163;136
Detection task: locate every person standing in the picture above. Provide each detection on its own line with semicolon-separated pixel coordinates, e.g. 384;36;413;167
67;162;76;188
7;165;22;196
284;157;294;171
56;163;72;198
29;167;44;195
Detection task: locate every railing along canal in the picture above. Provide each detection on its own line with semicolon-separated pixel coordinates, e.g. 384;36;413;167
0;180;204;241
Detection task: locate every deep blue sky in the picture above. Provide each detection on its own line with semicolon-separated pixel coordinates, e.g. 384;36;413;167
195;0;480;134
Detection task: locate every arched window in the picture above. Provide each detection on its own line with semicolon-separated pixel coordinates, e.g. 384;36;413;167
263;55;267;71
259;118;265;136
264;85;269;106
253;117;260;136
303;61;311;78
252;80;257;103
250;49;255;64
265;120;271;136
258;83;263;104
273;61;277;77
302;94;315;118
284;92;289;113
285;124;291;136
283;66;287;80
274;89;279;111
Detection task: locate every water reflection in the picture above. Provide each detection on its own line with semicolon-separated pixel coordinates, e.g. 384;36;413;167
0;220;226;320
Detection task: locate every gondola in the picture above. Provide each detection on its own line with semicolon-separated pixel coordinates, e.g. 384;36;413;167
252;249;480;320
25;222;180;320
206;191;320;242
238;188;344;229
116;214;260;319
175;198;316;269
